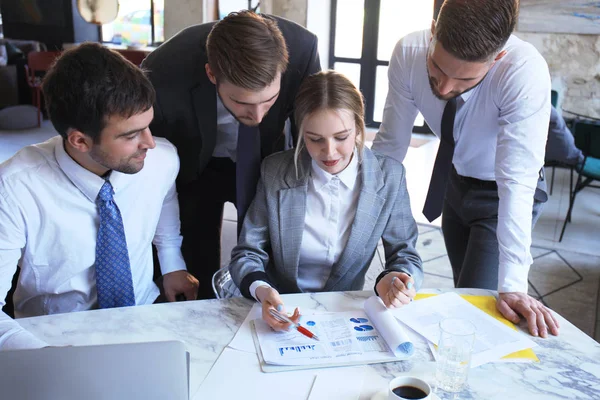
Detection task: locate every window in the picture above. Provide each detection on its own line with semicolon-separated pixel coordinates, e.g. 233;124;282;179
330;0;434;130
218;0;260;19
102;0;164;46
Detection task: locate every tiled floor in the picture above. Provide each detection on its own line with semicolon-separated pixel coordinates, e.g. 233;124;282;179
2;121;599;343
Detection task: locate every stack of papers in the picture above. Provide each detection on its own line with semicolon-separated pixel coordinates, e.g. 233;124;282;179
391;293;538;367
253;296;417;370
197;304;370;400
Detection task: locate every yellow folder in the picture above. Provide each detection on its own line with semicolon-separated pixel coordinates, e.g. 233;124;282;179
414;293;539;362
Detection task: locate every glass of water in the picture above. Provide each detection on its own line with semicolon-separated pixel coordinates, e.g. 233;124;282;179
435;318;476;393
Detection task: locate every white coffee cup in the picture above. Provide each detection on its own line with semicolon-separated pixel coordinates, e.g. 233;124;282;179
388;376;432;400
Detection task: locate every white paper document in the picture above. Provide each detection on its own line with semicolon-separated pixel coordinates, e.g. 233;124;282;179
364;295;414;357
307;367;365;400
391;292;537;368
194;348;364;400
228;302;262;353
254;296;414;367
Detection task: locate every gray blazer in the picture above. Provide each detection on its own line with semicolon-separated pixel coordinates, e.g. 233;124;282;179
229;147;423;299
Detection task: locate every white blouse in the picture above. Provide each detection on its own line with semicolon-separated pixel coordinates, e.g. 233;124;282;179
250;150;361;299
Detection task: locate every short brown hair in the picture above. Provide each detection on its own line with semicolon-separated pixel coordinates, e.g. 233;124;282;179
293;71;365;172
435;0;519;62
206;11;289;90
42;42;155;142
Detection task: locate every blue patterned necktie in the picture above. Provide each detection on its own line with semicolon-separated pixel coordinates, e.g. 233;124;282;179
95;180;136;308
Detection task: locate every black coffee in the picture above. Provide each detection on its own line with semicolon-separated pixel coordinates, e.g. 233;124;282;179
392;385;427;399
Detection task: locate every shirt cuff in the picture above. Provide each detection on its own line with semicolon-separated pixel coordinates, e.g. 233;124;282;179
156;246;187;275
249;281;272;302
498;260;530;293
0;328;49;351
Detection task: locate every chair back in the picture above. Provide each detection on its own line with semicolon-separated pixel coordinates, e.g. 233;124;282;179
27;51;62;73
25;51;62;87
551;89;558;108
211;267;242;299
572;119;600;160
115;49;147;66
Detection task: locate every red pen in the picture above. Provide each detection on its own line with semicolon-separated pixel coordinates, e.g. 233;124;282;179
269;308;320;341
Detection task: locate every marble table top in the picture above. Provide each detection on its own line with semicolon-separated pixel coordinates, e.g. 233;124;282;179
17;288;600;399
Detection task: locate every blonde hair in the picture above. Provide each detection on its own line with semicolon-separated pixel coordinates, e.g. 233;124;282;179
293;70;365;174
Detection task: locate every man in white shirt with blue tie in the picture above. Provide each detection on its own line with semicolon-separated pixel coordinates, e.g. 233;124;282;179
0;43;199;351
373;0;560;338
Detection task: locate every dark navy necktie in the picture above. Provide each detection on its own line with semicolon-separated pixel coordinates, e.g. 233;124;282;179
95;180;136;308
423;98;457;222
235;124;261;236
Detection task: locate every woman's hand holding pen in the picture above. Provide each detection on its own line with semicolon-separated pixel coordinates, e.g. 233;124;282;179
376;272;416;309
255;285;300;331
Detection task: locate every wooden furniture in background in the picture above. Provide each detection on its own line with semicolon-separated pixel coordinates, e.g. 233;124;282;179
115;49;148;66
24;51;62;127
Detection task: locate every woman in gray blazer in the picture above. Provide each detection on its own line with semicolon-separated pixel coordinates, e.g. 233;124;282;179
229;71;422;330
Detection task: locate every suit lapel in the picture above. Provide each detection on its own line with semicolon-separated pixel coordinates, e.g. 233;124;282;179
191;83;217;171
324;149;385;290
278;152;310;283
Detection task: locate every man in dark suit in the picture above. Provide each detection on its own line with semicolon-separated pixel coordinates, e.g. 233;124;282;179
142;11;321;298
545;105;584;166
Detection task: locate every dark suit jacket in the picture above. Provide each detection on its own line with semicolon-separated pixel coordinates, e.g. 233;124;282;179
142;15;321;186
545;105;584;166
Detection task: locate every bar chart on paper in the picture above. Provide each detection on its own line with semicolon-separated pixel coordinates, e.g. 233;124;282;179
252;296;420;371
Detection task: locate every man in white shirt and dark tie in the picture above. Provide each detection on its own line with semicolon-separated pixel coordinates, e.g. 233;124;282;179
0;43;199;351
373;0;560;338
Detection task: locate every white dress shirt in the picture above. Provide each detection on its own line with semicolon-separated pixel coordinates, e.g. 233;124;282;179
0;136;186;351
250;152;361;298
373;30;550;294
212;94;240;161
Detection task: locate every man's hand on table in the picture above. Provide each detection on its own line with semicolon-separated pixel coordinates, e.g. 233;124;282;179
162;270;199;301
376;272;416;308
497;292;560;338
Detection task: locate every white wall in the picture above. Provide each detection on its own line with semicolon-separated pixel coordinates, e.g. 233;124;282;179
515;31;600;118
164;0;205;40
262;0;308;26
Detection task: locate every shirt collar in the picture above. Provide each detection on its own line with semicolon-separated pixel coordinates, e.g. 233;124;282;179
54;138;128;202
458;59;499;104
459;89;474;103
310;149;360;192
216;92;239;125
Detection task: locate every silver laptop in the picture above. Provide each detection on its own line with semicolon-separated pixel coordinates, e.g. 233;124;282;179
0;340;190;400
